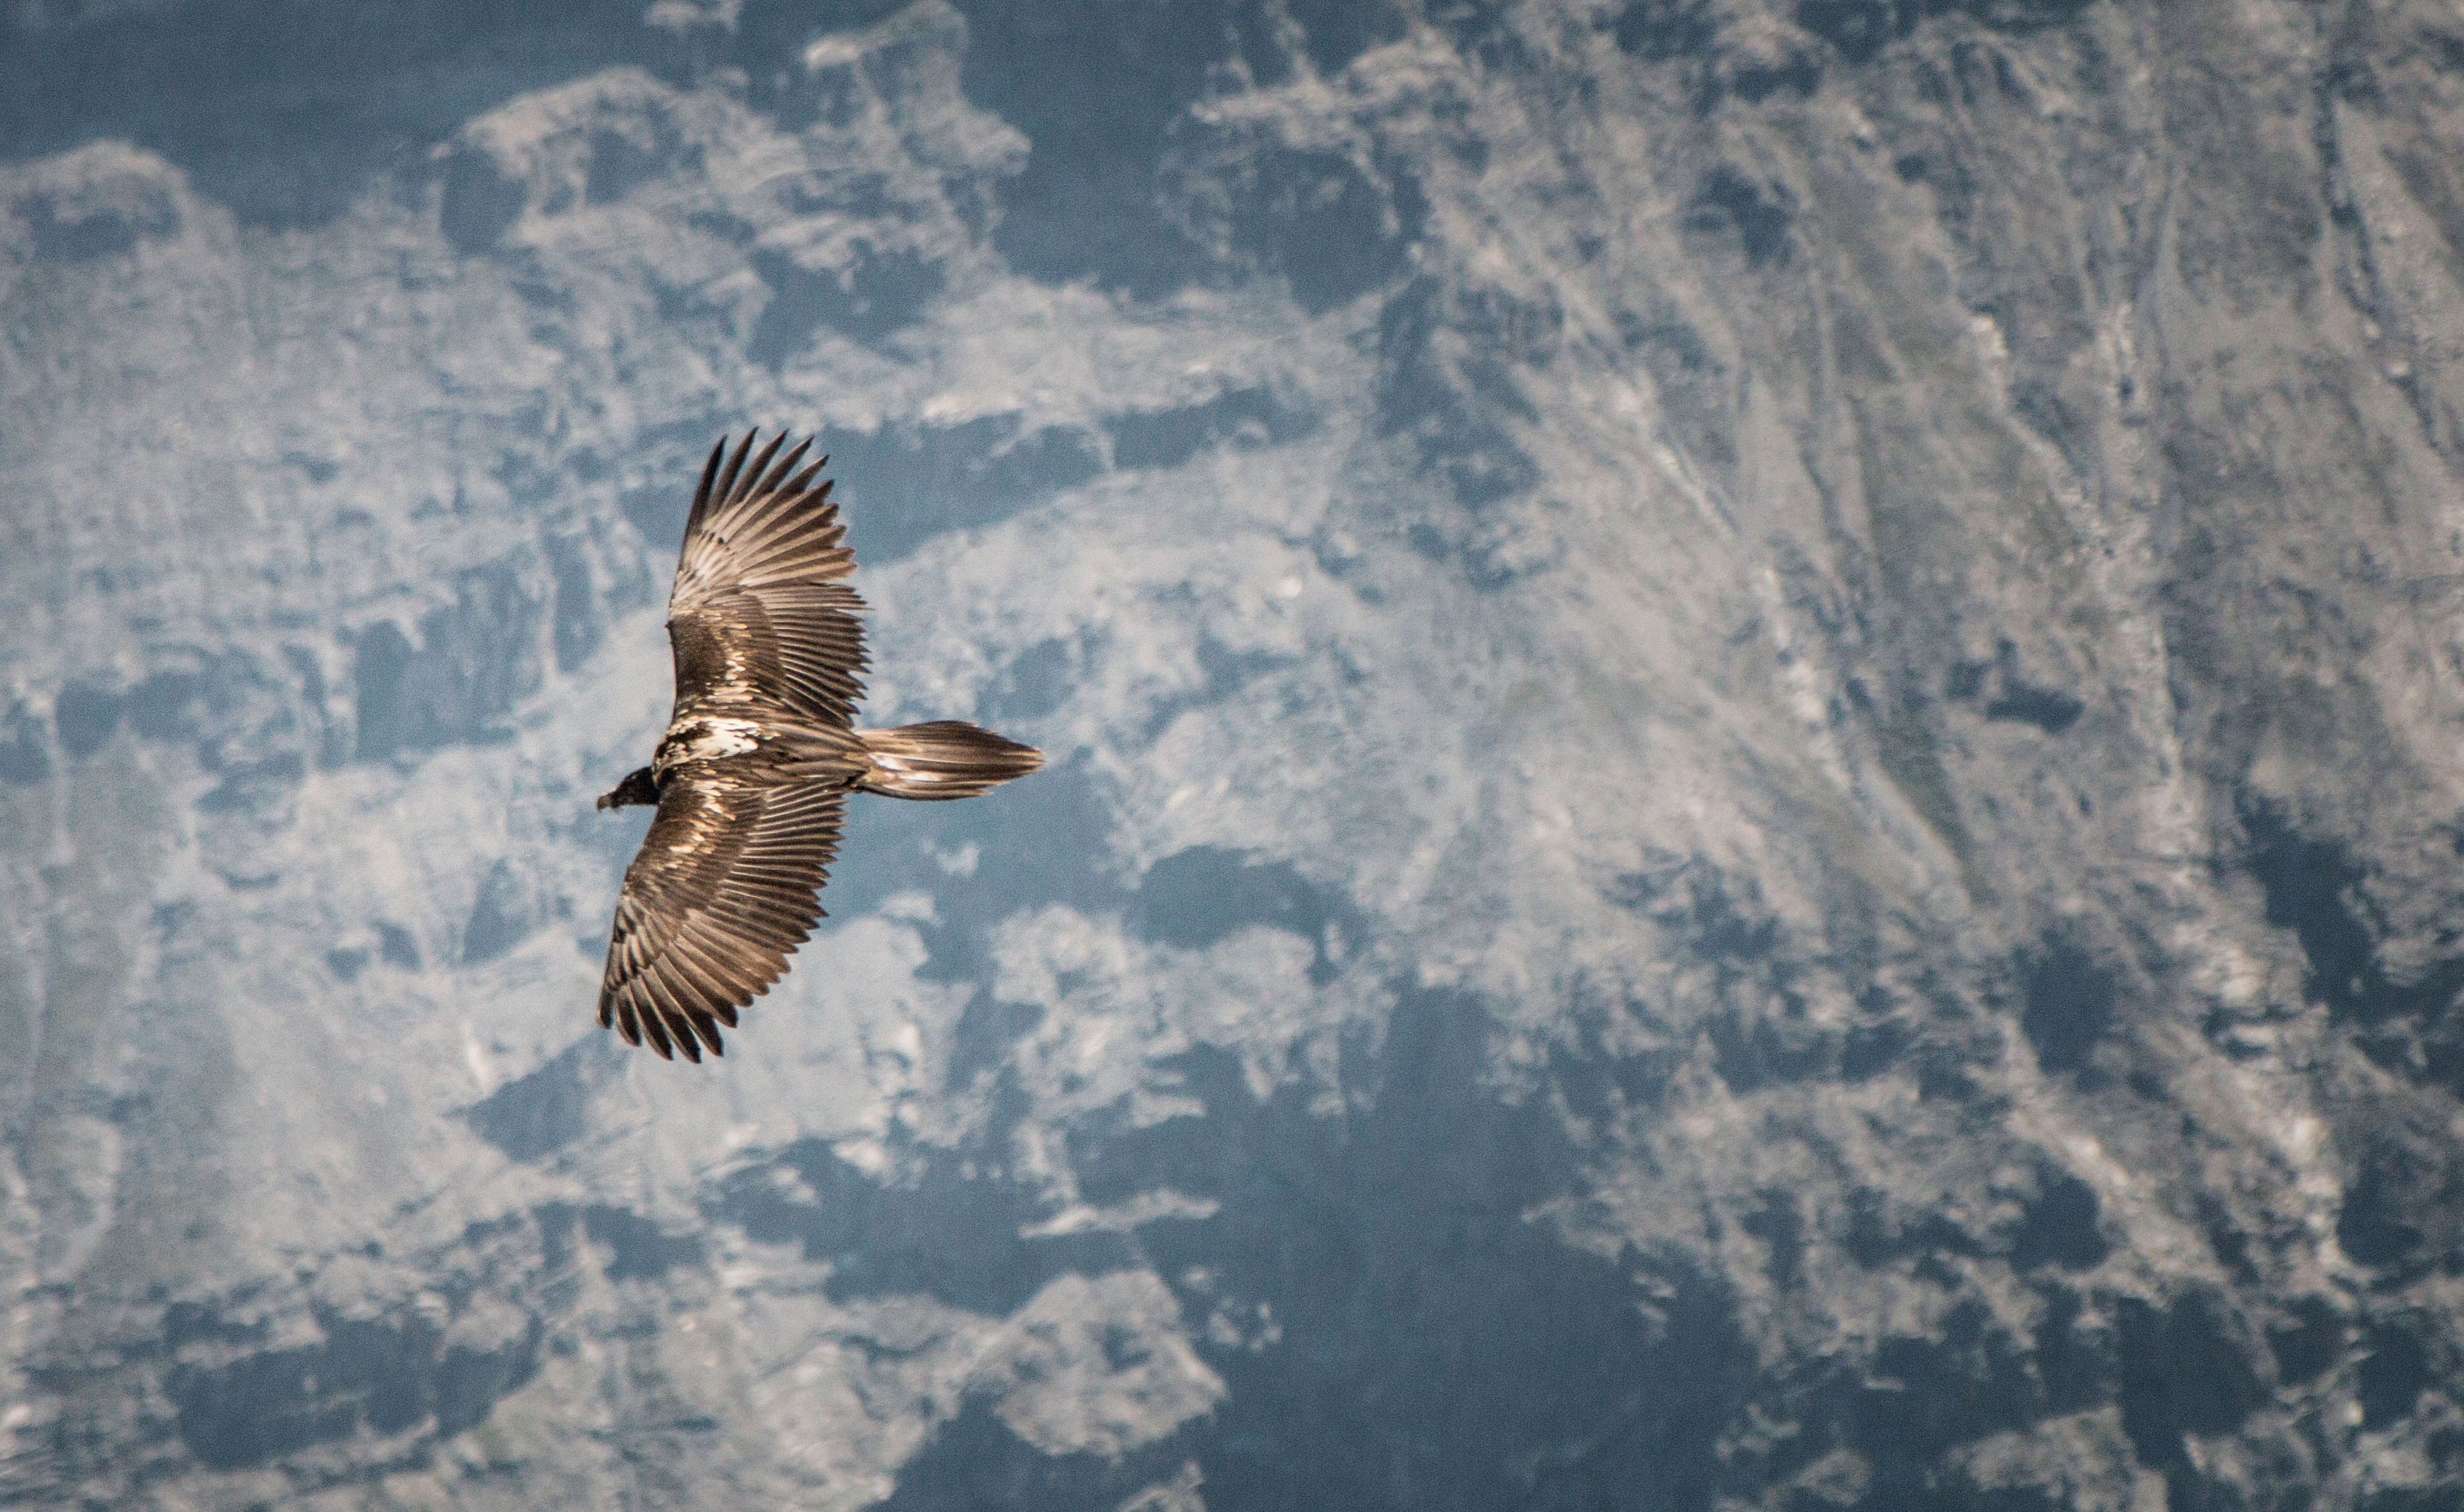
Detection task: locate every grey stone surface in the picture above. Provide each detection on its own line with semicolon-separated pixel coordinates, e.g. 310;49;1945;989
3;1;2464;1507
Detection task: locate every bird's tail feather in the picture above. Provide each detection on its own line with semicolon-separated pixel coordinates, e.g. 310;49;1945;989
855;721;1043;800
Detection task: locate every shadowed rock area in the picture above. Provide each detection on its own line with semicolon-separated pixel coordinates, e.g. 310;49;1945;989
7;1;2464;1509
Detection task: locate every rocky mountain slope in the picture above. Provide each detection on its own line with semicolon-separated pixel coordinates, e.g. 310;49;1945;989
5;0;2464;1507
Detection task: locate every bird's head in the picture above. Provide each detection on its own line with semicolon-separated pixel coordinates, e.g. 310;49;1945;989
597;766;661;811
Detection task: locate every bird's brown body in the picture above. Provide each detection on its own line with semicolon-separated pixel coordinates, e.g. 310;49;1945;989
593;430;1042;1061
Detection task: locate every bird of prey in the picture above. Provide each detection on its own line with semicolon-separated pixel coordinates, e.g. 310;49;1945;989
592;429;1043;1061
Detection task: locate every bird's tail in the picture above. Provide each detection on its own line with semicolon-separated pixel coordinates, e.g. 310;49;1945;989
854;721;1044;800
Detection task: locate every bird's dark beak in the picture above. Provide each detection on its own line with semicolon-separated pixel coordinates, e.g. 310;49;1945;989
598;765;659;811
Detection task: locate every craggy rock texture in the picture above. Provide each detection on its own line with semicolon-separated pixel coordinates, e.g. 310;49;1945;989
4;0;2464;1507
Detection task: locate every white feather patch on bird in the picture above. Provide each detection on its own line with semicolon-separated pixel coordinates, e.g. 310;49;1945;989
655;716;762;773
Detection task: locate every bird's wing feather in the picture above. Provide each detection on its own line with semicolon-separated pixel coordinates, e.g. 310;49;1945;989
666;431;867;727
597;766;844;1061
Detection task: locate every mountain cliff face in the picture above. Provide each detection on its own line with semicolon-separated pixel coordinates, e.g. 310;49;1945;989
4;1;2464;1507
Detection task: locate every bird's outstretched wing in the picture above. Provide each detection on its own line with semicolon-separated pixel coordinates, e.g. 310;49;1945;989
666;430;867;728
598;767;845;1061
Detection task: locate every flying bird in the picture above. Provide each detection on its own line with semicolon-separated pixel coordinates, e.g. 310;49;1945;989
593;430;1043;1061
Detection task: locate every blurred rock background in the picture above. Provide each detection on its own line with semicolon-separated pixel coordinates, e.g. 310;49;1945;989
3;0;2464;1507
